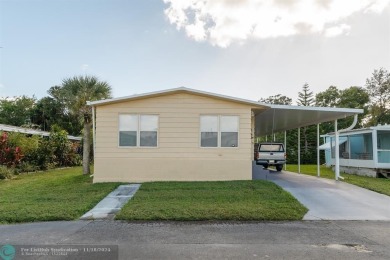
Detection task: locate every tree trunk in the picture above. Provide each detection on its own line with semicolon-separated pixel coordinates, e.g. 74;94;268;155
82;121;91;175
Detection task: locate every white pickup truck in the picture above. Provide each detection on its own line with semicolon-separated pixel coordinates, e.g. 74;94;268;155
255;142;286;171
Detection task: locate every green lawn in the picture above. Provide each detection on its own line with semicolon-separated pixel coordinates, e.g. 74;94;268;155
115;180;308;221
286;164;390;197
0;167;120;224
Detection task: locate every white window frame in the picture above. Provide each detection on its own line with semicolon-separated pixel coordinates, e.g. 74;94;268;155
118;114;159;148
199;115;239;148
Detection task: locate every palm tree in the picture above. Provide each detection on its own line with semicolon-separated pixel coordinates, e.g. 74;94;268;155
49;75;112;175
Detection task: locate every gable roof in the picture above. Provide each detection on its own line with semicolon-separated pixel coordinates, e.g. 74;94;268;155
87;87;270;109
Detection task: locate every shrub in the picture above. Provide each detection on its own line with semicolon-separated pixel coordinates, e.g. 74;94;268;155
28;138;55;170
7;132;40;155
49;125;72;166
16;162;39;173
0;126;81;173
0;165;14;179
48;125;81;167
0;132;23;167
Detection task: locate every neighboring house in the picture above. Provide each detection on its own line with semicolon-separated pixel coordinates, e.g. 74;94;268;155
320;125;390;178
88;87;362;183
0;124;82;141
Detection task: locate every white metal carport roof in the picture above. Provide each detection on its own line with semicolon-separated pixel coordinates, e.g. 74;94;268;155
254;105;363;136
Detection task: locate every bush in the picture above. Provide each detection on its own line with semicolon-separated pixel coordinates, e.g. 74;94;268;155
47;125;81;168
16;162;39;173
0;132;23;167
0;126;81;173
0;165;14;179
25;138;55;170
7;132;40;155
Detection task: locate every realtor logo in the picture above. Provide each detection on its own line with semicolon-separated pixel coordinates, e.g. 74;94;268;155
0;245;15;260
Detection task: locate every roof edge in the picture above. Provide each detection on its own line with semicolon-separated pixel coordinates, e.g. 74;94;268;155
323;124;390;136
87;87;270;108
270;104;364;114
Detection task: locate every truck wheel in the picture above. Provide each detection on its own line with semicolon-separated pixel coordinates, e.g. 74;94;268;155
276;165;283;171
263;164;268;169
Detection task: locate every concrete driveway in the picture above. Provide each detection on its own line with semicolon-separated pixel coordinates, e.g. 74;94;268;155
252;164;390;220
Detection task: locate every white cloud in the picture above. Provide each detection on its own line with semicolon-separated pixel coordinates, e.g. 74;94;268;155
324;24;351;37
81;64;89;71
163;0;390;47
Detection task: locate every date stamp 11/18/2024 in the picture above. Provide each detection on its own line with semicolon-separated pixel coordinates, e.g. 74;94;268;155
0;244;118;260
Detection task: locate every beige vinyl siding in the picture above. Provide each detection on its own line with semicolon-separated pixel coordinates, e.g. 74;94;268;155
93;92;262;182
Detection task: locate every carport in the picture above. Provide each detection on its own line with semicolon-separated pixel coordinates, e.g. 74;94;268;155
252;105;363;180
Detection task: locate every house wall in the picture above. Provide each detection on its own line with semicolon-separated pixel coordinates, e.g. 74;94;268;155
93;92;259;182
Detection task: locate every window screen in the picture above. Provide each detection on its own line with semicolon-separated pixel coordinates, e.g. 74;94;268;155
119;115;137;146
220;116;238;147
200;116;218;147
140;115;158;147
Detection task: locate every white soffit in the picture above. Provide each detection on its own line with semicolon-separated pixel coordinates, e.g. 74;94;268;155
255;105;363;136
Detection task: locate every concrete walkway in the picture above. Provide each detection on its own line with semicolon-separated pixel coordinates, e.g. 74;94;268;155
80;184;141;220
253;165;390;220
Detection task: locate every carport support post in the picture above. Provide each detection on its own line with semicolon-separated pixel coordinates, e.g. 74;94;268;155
335;120;340;181
317;124;320;177
298;128;301;174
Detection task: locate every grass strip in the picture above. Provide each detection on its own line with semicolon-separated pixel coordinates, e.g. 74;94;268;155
0;167;120;224
116;180;308;221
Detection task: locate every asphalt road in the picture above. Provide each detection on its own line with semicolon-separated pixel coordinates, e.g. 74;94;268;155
1;220;390;259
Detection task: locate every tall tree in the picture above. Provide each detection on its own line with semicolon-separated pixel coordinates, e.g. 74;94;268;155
338;86;369;128
49;75;112;175
297;83;314;107
30;97;82;135
315;86;369;134
297;83;315;154
365;68;390;126
259;94;292;105
315;86;339;107
0;96;36;126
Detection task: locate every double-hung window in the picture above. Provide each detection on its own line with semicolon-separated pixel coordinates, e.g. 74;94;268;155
200;115;239;147
119;114;158;147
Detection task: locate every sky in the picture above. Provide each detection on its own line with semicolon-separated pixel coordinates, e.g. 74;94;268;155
0;0;389;103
